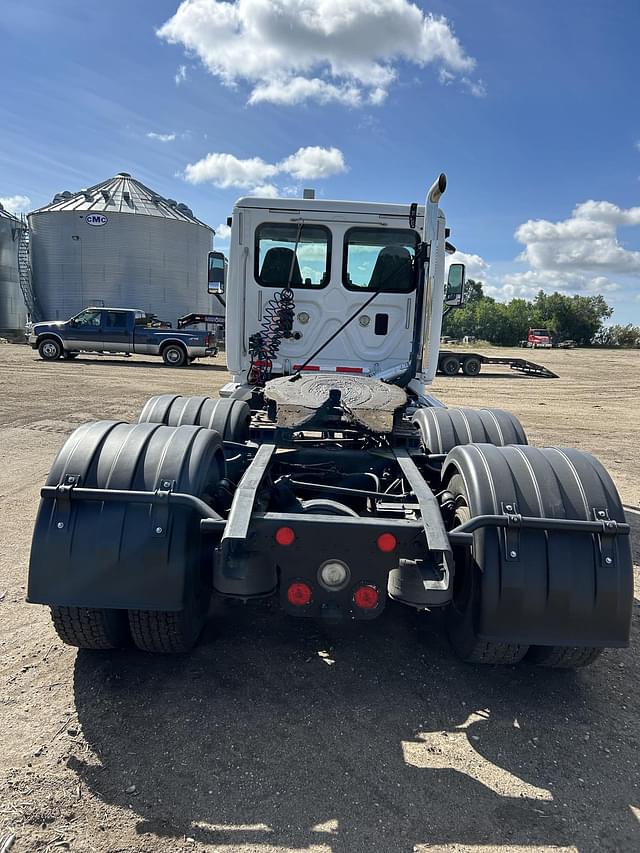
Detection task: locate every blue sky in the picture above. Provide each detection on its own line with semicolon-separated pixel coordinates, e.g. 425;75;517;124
1;0;639;321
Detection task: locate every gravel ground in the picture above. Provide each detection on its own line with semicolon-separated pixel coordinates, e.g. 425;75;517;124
0;343;638;853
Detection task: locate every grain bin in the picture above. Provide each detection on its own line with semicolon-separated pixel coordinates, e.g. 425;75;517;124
29;173;215;324
0;203;27;334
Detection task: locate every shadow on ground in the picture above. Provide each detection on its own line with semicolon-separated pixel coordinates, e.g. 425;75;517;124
71;601;640;853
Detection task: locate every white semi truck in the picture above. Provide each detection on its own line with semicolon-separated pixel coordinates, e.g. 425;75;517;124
28;175;632;669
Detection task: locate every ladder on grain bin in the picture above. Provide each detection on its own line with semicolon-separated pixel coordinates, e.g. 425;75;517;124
15;217;39;321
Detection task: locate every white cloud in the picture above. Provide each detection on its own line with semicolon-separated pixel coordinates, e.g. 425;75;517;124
447;250;489;280
157;0;481;106
183;145;347;194
215;222;231;240
185;152;278;188
0;194;31;214
515;200;640;274
147;131;177;142
279;146;346;179
175;64;187;85
499;270;622;302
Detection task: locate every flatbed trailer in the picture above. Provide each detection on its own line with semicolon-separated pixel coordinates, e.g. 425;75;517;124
438;350;558;378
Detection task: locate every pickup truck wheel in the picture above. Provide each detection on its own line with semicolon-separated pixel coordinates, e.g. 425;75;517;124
50;606;130;649
162;344;187;367
38;338;62;361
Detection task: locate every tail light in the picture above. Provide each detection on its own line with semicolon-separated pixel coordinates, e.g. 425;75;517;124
275;526;295;546
353;584;380;610
377;532;397;553
287;582;312;606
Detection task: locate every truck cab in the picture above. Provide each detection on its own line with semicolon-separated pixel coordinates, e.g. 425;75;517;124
224;178;458;397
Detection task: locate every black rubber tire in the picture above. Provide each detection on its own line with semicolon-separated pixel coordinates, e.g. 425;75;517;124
138;395;251;443
38;338;62;361
439;355;460;376
30;421;226;655
446;476;529;664
162;344;187;367
63;352;79;360
50;606;129;650
526;645;602;669
413;406;527;454
462;356;482;377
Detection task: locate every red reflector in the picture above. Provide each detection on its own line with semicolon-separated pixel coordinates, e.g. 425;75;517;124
336;366;364;373
293;364;320;371
275;526;295;546
377;532;397;553
287;582;312;606
354;584;379;610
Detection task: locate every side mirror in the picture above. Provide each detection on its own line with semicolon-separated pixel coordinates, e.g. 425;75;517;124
208;250;226;295
69;318;77;327
445;263;466;307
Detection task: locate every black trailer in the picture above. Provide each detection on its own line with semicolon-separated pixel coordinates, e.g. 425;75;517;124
438;350;558;378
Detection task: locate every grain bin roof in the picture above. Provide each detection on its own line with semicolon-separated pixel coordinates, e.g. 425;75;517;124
0;202;22;223
31;172;212;230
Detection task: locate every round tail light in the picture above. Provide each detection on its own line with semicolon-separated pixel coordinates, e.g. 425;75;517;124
275;526;295;546
377;532;397;553
353;584;380;610
287;582;312;606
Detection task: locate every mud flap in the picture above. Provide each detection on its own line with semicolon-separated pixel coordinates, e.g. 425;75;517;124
28;421;224;611
444;444;633;647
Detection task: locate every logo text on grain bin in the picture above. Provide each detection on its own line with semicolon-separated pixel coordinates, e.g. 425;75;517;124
85;214;108;227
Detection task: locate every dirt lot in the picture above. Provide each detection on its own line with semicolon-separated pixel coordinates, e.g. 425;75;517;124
1;343;639;853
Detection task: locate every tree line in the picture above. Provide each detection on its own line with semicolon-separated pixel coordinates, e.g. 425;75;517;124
442;282;640;347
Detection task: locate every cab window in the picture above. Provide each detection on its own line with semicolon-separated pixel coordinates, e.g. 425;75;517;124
255;223;331;288
73;309;101;327
343;227;418;292
103;311;128;329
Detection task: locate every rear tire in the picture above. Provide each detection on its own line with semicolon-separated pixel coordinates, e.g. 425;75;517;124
51;606;129;650
38;338;62;361
439;355;460;376
462;356;482;377
63;352;79;360
526;645;602;669
445;475;529;665
162;344;187;367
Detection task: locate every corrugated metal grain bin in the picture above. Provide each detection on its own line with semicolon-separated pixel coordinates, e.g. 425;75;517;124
29;173;215;324
0;203;27;334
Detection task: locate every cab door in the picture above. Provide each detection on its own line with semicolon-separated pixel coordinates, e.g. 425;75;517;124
100;310;132;352
65;308;102;350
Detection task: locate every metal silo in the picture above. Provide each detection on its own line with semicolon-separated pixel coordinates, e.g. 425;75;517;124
0;203;27;334
29;173;215;324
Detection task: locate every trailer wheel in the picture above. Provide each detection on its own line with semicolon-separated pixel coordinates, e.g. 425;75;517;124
446;475;529;664
439;355;460;376
139;395;251;443
50;606;129;650
462;356;482;377
526;645;602;669
38;338;62;361
162;343;187;367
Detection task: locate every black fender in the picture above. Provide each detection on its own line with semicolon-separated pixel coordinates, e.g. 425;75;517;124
139;395;250;443
443;444;633;647
413;406;527;454
28;421;225;611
